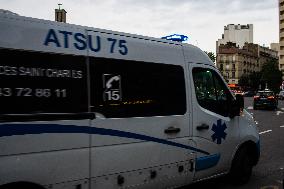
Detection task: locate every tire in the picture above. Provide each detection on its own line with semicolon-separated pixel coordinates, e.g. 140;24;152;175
229;147;253;185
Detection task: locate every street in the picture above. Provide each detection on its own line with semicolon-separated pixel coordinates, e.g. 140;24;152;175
183;97;284;189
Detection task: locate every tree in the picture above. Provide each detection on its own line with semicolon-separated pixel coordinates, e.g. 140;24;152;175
204;51;216;63
260;60;282;93
249;72;262;91
239;74;249;88
239;72;262;91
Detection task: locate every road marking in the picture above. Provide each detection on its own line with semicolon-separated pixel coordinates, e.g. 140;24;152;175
247;106;253;110
276;111;284;116
259;130;272;135
281;108;284;111
280;126;284;128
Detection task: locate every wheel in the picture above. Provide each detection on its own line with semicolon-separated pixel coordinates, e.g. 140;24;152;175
229;147;253;185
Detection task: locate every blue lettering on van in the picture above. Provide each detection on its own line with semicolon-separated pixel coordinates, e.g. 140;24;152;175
44;29;128;55
59;30;73;48
88;35;101;52
44;29;61;47
74;33;87;50
119;40;128;55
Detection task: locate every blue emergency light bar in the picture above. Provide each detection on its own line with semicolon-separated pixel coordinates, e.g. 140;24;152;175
161;34;188;42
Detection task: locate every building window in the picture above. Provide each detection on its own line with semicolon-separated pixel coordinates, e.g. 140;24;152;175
232;72;235;78
219;64;223;71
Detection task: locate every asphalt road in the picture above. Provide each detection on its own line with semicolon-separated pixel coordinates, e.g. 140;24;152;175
182;97;284;189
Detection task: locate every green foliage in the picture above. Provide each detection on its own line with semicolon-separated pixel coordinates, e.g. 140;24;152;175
239;60;282;93
260;60;282;93
239;74;249;87
204;51;216;63
239;72;261;91
249;72;262;90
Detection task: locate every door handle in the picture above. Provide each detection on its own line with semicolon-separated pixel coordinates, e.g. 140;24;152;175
164;126;181;134
196;124;209;131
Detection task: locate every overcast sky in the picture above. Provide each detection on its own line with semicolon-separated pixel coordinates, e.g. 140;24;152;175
1;0;279;53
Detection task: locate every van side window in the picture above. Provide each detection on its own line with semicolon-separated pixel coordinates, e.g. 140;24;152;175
192;67;232;117
90;58;187;118
0;49;88;114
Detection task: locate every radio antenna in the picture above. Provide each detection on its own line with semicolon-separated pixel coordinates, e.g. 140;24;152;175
58;3;62;10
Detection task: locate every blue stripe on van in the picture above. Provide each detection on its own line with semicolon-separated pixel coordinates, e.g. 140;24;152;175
0;124;209;155
195;153;220;171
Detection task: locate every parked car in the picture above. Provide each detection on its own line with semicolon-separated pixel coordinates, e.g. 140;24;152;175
253;90;278;110
278;91;284;100
232;90;244;96
244;91;255;97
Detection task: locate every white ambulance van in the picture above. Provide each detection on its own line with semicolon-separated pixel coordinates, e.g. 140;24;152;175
0;10;259;189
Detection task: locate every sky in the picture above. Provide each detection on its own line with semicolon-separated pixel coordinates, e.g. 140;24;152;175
0;0;279;53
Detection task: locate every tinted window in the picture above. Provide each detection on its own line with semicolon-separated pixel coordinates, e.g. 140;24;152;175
257;92;274;96
90;58;186;118
193;67;233;117
0;49;88;114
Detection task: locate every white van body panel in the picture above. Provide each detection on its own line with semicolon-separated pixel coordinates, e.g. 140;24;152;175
0;12;259;189
0;15;87;56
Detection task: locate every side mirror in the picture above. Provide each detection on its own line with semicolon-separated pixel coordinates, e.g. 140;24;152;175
229;94;244;118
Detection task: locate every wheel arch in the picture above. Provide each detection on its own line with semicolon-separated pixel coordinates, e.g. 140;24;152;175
231;140;260;167
0;181;46;189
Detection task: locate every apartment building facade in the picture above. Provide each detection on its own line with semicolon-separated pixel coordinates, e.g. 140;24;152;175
279;0;284;76
216;42;278;85
217;24;253;53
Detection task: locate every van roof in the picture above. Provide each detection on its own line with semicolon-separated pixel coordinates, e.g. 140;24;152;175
0;11;213;66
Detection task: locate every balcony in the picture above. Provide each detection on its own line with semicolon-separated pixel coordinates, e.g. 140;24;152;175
280;23;284;31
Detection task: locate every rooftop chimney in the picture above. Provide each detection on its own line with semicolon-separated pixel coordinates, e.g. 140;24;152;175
55;3;67;23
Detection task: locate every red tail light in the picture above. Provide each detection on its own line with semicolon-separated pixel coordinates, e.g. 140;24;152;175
268;96;275;99
254;96;259;99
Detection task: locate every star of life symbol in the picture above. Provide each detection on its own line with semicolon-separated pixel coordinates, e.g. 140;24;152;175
211;119;227;145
